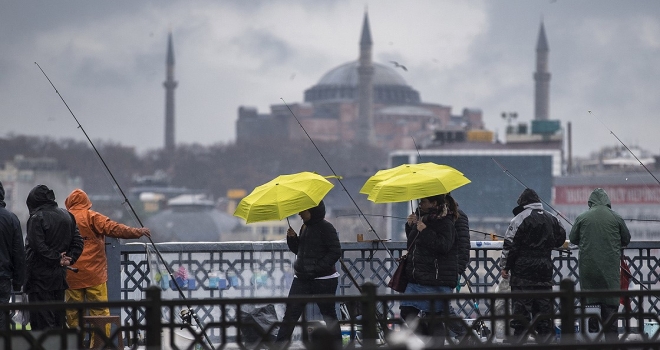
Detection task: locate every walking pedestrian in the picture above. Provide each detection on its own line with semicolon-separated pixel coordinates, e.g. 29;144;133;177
64;189;150;330
24;184;84;330
400;194;457;345
569;188;630;342
275;200;342;347
499;188;566;342
0;181;25;330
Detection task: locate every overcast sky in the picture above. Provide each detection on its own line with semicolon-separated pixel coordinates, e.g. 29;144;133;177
1;0;659;158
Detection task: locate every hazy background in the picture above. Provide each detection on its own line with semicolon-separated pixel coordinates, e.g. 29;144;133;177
1;0;659;157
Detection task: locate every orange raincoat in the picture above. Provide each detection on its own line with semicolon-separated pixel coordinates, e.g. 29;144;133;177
65;189;143;289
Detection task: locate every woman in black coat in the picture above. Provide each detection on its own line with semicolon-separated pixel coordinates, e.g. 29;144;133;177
275;200;342;345
400;194;458;340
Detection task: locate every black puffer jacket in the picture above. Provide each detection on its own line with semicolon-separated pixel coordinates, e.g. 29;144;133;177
404;207;457;287
455;209;470;276
24;185;84;293
287;201;341;280
500;189;566;287
0;181;25;290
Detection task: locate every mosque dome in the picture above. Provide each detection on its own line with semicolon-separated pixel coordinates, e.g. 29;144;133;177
304;61;421;105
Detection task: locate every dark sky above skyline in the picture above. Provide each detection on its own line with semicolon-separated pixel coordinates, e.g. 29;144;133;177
1;0;659;157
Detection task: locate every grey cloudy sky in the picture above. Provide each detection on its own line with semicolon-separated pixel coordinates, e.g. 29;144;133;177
1;0;659;157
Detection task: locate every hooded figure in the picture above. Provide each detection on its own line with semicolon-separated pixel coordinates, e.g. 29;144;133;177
570;188;631;302
64;189;150;329
569;188;630;341
276;200;342;345
24;184;84;330
499;188;566;340
0;181;25;329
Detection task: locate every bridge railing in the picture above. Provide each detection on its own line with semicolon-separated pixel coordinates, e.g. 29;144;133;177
115;240;660;325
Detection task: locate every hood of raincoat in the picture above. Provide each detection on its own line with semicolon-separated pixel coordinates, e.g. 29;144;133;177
0;180;5;208
512;188;541;215
65;189;92;211
304;200;326;225
26;184;57;214
588;188;611;208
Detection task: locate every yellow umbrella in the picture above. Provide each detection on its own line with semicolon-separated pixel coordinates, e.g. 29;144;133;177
367;169;471;203
233;172;334;224
359;163;464;195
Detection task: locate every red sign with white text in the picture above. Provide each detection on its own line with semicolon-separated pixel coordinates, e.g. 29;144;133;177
554;185;660;205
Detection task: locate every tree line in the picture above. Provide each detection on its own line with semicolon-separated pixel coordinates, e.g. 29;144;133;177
0;135;388;201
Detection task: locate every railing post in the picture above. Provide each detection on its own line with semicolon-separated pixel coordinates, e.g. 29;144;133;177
145;285;162;350
361;282;378;347
559;278;575;344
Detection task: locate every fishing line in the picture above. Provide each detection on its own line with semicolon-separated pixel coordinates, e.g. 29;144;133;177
35;62;213;348
588;110;660;186
281;98;396;261
491;157;573;227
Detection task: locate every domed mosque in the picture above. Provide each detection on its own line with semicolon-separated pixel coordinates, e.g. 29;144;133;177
236;12;486;151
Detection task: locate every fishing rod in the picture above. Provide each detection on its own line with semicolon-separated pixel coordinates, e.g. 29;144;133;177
623;218;660;222
281;98;396;261
336;213;407;220
588;110;660;186
491;157;573;227
587;111;660;292
35;63;213;348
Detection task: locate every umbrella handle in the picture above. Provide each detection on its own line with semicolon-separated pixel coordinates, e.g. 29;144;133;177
286;217;291;228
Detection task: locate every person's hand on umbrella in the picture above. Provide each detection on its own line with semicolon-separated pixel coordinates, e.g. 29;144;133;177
416;220;427;231
407;213;417;226
501;269;510;279
287;227;297;237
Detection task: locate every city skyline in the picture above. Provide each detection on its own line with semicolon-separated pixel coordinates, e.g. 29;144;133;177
1;1;659;157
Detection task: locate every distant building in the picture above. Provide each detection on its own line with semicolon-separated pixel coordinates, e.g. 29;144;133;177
236;12;487;152
146;194;242;243
0;155;82;225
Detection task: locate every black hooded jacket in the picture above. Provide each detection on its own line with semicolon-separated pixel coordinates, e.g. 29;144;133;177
404;206;457;287
500;188;566;287
287;201;341;280
24;185;84;292
0;181;25;290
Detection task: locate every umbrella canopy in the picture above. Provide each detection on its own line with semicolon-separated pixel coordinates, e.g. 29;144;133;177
360;163;464;195
367;169;471;203
233;172;334;223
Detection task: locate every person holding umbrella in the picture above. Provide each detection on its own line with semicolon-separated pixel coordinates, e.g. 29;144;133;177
275;200;342;346
400;194;457;345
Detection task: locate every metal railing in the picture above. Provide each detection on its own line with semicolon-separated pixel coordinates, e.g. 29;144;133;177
3;279;660;349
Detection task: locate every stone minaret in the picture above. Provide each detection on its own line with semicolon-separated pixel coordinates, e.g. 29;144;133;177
357;12;375;144
534;21;551;121
164;32;178;152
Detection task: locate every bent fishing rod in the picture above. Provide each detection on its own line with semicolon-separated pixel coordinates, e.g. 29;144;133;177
35;62;213;348
281;98;396;262
588;110;660;186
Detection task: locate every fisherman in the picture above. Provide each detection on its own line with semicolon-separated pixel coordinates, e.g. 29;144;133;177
24;185;84;330
499;188;566;343
0;180;25;330
64;189;151;332
569;188;630;342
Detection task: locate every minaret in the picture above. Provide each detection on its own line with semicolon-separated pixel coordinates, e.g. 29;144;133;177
357;12;375;144
164;32;178;153
534;21;551;121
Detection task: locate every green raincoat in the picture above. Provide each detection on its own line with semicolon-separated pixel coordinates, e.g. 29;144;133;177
569;188;631;306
